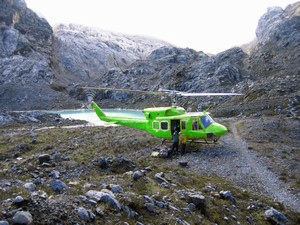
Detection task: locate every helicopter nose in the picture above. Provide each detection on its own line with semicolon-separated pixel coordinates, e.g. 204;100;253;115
213;124;228;136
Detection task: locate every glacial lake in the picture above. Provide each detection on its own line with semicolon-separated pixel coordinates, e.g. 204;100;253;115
58;109;145;126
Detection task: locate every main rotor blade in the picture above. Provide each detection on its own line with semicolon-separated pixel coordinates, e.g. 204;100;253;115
82;87;168;95
178;92;244;96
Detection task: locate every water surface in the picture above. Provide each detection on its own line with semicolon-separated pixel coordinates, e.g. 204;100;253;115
58;109;144;126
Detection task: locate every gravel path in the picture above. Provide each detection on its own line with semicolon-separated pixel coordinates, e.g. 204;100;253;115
167;121;300;211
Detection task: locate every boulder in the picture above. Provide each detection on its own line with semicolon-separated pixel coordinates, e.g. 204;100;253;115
145;203;156;213
0;221;9;225
86;190;121;210
100;193;122;211
12;211;33;224
78;207;95;221
133;170;144;181
38;154;51;164
188;194;206;215
86;190;106;201
50;180;68;194
109;184;123;193
50;170;60;179
15;196;24;203
220;191;236;204
98;156;108;169
24;183;35;192
265;208;288;223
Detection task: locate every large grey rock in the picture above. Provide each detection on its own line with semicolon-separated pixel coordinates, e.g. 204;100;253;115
265;208;288;223
145;203;155;213
50;170;60;179
86;189;121;210
50;180;68;194
188;194;206;215
98;156;108;169
100;193;122;211
220;191;236;204
0;221;9;225
78;207;95;221
133;170;144;181
24;183;35;192
12;211;33;224
15;196;24;203
86;190;107;201
109;184;123;193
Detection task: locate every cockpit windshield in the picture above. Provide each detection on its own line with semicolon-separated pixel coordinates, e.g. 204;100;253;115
200;115;214;128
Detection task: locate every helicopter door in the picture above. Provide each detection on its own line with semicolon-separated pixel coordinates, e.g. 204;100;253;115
171;120;180;134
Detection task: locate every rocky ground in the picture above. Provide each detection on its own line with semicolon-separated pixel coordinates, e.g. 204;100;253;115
0;116;299;224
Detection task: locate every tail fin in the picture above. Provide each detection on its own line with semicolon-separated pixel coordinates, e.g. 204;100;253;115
91;101;106;119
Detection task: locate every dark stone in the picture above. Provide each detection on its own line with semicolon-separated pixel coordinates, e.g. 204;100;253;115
38;154;51;164
98;156;108;169
179;161;188;167
189;194;206;215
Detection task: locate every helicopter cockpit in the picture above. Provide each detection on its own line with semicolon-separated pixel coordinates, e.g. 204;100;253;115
200;115;215;129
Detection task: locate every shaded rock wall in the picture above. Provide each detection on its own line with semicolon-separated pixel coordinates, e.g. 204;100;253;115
0;0;61;110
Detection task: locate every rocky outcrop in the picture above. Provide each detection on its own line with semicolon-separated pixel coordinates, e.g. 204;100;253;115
0;0;61;111
52;24;172;82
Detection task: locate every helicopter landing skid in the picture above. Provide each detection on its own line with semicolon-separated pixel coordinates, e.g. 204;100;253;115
190;138;219;144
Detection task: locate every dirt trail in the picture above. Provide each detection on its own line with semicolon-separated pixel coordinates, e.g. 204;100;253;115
168;119;300;211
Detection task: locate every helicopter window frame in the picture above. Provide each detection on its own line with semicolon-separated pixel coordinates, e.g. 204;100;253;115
153;121;159;130
181;121;186;130
160;121;169;131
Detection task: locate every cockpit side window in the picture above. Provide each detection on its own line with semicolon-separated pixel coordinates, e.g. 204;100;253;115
200;115;214;128
192;120;202;130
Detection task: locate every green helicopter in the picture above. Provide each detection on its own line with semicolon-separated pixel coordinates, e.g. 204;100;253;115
82;87;242;143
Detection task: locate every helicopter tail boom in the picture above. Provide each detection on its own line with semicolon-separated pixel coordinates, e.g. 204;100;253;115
91;101;106;119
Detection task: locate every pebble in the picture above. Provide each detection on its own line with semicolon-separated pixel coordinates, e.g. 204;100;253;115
12;211;33;224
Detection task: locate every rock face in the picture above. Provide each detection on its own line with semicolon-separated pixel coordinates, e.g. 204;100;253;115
52;24;172;82
0;0;60;111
